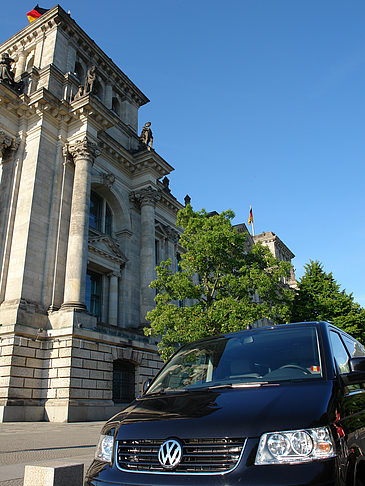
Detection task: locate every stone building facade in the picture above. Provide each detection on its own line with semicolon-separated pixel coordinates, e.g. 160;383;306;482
0;6;182;422
0;7;296;422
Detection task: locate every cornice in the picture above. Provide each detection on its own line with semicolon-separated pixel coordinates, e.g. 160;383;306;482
158;190;184;215
0;82;74;122
0;8;60;56
132;149;174;178
98;132;175;179
0;6;149;108
254;232;295;260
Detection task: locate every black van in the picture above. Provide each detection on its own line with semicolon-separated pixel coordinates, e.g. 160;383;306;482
85;322;365;485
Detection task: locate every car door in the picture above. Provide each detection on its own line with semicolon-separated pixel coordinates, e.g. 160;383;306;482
329;330;365;485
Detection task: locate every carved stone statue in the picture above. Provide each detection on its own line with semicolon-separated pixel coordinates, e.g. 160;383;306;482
0;52;23;93
140;122;153;149
73;85;84;101
0;53;15;84
84;65;96;94
162;177;171;193
184;194;191;206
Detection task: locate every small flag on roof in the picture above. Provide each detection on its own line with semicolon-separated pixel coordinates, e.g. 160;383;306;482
248;206;253;225
27;5;49;23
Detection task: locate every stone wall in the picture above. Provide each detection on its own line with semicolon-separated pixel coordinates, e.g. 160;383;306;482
0;328;163;422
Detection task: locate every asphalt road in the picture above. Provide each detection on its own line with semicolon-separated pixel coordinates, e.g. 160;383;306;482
0;422;104;486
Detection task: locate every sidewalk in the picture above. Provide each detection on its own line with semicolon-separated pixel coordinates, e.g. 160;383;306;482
0;422;104;486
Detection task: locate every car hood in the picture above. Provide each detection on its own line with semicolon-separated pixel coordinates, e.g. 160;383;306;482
107;381;336;440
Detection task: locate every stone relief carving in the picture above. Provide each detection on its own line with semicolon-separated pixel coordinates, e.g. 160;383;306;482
0;131;19;159
0;53;23;93
88;234;128;264
139;122;153;150
129;186;161;208
165;226;179;244
63;137;100;164
102;172;116;188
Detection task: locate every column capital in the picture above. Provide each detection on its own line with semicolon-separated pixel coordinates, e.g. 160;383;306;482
129;186;161;208
107;271;121;279
0;131;19;161
63;137;100;165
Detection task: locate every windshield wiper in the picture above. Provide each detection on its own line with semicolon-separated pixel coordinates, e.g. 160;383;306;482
206;382;270;389
145;388;188;397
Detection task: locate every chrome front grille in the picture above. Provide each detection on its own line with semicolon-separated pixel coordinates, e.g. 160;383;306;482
116;437;245;474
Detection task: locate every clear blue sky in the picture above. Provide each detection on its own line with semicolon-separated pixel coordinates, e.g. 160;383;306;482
3;1;365;306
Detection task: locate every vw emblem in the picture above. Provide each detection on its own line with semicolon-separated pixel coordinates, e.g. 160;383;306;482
158;439;182;469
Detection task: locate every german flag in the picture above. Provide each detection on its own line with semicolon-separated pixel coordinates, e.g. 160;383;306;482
248;206;253;225
27;5;49;23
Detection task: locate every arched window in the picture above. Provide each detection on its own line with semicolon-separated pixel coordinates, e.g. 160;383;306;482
74;61;84;83
89;191;113;235
112;96;120;115
93;79;103;100
113;360;135;403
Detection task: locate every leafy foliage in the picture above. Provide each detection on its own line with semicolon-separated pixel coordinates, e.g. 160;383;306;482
145;206;293;361
291;260;365;342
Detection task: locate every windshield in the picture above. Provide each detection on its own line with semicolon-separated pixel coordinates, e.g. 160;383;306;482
146;326;322;394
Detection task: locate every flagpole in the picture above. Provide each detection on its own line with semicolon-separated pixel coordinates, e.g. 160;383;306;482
252;221;255;237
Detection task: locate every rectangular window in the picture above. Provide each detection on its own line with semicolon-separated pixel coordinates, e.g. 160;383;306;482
113;361;135;403
85;270;102;320
155;239;160;265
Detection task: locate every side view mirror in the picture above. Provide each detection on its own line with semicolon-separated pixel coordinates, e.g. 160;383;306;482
341;357;365;386
141;378;152;395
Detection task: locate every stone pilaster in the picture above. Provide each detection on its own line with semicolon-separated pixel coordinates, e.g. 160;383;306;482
130;187;161;323
62;138;100;310
108;271;120;326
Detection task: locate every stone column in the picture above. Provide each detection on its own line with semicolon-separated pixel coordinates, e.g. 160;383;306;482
108;271;120;326
130;187;160;323
15;51;27;78
62;138;100;310
0;133;19;302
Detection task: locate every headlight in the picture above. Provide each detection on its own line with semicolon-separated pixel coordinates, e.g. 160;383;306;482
255;426;335;465
95;435;114;462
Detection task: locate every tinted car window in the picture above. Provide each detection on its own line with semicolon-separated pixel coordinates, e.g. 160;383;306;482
342;335;365;358
147;326;322;394
329;332;350;374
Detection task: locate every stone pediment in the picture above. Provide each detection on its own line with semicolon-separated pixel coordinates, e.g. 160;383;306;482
88;234;128;264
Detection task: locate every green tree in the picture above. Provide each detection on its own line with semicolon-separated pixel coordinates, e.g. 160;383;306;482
145;205;293;361
291;260;365;342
